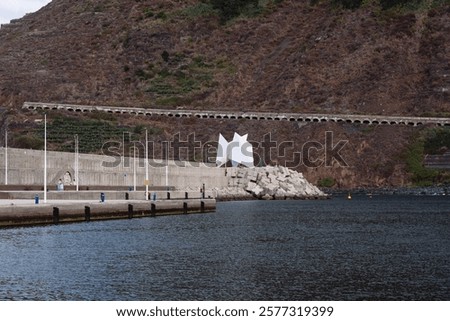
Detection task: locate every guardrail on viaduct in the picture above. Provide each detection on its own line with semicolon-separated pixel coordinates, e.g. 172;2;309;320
23;102;450;127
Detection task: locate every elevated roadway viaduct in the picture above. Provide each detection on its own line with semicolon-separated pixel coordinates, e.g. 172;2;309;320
23;102;450;127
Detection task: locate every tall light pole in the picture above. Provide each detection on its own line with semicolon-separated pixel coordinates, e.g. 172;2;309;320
75;134;79;192
44;114;47;203
122;131;126;188
122;131;125;167
165;141;169;190
145;129;149;200
4;129;7;185
133;145;136;192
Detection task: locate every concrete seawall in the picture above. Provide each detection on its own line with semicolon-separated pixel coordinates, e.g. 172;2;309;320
0;148;228;190
0;147;327;203
0;199;216;228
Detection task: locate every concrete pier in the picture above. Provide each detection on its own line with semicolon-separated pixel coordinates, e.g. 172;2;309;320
0;198;216;228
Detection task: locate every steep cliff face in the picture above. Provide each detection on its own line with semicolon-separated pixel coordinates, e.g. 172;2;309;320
0;0;449;114
0;0;449;188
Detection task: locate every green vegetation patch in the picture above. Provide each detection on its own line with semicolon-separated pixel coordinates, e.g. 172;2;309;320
209;0;284;23
142;8;167;20
331;0;363;9
177;3;218;19
330;0;449;10
12;135;44;150
36;116;163;154
318;177;336;188
404;135;438;186
142;0;283;22
42;117;125;153
403;128;450;186
423;128;450;155
142;54;222;106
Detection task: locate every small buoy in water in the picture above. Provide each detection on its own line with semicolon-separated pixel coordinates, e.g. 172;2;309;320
347;193;352;200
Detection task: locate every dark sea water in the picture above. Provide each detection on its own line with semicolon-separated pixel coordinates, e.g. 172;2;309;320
0;195;449;301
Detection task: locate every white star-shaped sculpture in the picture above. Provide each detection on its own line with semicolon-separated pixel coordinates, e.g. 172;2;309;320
216;133;254;168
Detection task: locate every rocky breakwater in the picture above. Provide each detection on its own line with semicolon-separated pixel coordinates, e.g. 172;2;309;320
214;166;326;200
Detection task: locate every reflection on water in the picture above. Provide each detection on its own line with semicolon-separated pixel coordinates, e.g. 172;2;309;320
0;195;449;300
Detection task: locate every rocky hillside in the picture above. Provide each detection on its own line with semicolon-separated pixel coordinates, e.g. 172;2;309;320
0;0;449;114
0;0;449;188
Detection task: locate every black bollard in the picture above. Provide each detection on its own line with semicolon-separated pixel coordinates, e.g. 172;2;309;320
84;206;91;222
128;204;133;219
201;201;205;213
183;202;188;215
185;192;188;199
53;207;60;224
151;203;156;217
167;192;171;200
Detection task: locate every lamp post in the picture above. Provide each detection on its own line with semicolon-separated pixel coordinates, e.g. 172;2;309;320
145;129;149;200
4;129;7;185
44;114;47;203
122;131;126;188
133;145;136;192
122;131;125;167
165;165;168;190
75;134;79;192
165;141;169;190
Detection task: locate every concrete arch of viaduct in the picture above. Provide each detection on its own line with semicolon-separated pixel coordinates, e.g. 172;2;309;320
22;102;450;127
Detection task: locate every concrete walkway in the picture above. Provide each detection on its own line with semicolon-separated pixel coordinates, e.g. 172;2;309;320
0;198;216;227
0;199;150;207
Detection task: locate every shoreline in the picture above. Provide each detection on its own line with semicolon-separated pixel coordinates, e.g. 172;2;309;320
2;185;448;228
215;194;330;202
322;185;450;196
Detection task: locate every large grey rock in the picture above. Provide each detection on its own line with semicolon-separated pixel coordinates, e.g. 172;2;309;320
275;188;287;199
245;182;257;192
247;183;264;198
267;173;278;183
218;166;325;200
261;194;272;200
259;176;270;186
263;183;278;195
247;172;258;183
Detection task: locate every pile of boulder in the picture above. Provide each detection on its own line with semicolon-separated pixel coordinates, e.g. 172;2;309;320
243;166;325;200
213;166;326;200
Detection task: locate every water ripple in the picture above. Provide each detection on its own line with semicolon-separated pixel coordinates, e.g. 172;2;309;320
0;195;449;300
